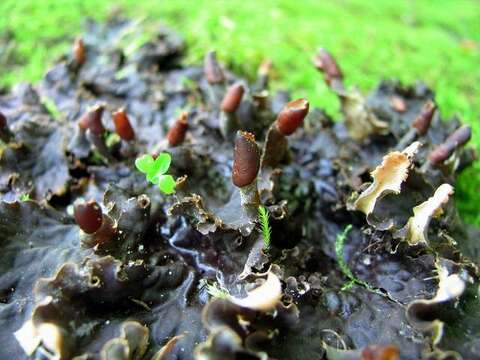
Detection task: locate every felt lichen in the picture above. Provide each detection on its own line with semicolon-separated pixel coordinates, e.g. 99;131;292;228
135;153;176;194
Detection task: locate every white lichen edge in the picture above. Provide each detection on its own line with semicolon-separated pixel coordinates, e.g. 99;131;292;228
231;272;282;312
14;311;64;359
354;141;421;215
404;183;454;246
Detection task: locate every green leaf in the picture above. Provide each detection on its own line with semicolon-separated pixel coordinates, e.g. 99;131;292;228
152;153;171;176
135;154;155;174
135;153;172;184
157;175;176;194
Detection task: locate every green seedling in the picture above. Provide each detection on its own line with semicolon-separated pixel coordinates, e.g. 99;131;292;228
135;153;176;194
335;225;395;301
205;281;230;300
258;205;272;251
41;97;61;120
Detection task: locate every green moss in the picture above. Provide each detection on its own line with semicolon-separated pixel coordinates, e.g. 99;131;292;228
258;205;272;250
335;225;397;300
1;0;478;224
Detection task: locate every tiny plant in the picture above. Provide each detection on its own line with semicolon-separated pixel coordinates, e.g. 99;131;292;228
205;281;230;299
335;224;355;290
135;153;176;194
335;224;391;299
41;97;61;120
258;205;272;251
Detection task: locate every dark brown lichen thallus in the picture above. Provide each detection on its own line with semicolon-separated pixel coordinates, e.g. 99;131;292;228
204;50;225;84
275;98;310;135
0;111;7;129
74;200;103;234
166;112;189;147
221;82;245;113
428;124;472;164
411;100;436;136
313;48;343;84
232;131;261;187
112;108;135;141
0;111;12;142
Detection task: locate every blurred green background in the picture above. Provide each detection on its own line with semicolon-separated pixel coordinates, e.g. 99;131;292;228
0;0;478;224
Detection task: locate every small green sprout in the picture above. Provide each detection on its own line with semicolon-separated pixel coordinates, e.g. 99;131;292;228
41;97;61;120
135;153;176;194
20;193;30;202
335;224;356;290
106;133;121;147
258;205;272;250
336;225;383;293
335;225;395;300
205;281;230;300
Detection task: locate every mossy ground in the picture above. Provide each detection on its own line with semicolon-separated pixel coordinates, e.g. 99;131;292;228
0;0;478;224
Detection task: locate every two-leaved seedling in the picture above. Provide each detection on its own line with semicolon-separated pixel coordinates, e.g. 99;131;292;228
135;153;176;194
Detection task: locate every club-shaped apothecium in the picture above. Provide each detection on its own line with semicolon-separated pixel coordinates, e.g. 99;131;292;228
232;131;261;188
275;98;310;135
167;112;189;147
84;104;115;161
255;59;273;91
313;48;343;87
219;82;245;139
73;37;86;65
411;100;436;136
396;100;436;150
221;82;245;114
112;108;135;141
204;51;225;84
232;131;261;207
428;125;472;165
204;51;226;106
87;104;105;135
260;98;310;169
74;200;103;234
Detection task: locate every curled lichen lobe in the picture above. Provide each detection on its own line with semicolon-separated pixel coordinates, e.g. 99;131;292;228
232;131;260;187
276;98;309;135
221;82;245;113
167;112;189;147
74;200;103;234
112;108;135;141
